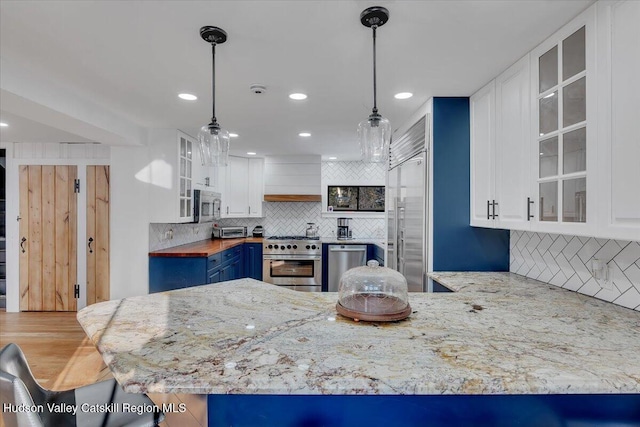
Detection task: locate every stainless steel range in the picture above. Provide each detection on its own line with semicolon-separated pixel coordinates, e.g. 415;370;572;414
263;236;322;292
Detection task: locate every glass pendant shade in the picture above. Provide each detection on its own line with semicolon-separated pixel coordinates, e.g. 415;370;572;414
197;26;229;167
198;123;230;167
358;7;391;164
358;114;391;163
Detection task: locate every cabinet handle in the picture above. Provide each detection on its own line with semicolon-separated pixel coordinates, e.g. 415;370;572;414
248;206;251;214
527;197;534;221
492;200;498;219
226;206;229;215
88;237;94;253
20;237;27;253
487;200;491;220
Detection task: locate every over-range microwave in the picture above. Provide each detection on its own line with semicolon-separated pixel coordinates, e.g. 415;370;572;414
193;189;221;223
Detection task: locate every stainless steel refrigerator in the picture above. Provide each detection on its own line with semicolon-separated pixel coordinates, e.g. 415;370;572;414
387;115;429;292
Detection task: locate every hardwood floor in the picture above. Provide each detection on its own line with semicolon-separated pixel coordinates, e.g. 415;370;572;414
0;311;206;427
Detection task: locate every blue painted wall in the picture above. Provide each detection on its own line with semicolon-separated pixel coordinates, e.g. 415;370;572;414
432;97;509;271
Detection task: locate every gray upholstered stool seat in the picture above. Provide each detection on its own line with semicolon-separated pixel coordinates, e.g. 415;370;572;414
1;343;163;427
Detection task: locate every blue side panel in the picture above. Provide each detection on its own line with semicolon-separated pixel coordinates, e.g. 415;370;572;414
149;257;207;293
244;243;263;280
321;244;329;292
208;394;640;427
432;97;509;271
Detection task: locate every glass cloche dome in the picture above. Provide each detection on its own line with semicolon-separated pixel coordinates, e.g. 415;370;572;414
336;260;411;322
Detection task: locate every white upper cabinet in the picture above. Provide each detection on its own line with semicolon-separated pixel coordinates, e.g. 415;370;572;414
148;129;198;223
470;55;531;230
530;7;596;236
596;0;640;241
470;1;639;241
219;156;264;218
247;158;265;217
470;81;496;228
495;55;532;230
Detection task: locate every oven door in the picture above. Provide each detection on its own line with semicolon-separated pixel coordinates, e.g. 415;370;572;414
263;255;321;289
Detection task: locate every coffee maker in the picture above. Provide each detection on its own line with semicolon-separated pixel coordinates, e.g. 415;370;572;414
337;217;352;240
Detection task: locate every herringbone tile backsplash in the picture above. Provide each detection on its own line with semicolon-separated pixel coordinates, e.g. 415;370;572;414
150;161;386;251
510;230;640;311
150;201;386;251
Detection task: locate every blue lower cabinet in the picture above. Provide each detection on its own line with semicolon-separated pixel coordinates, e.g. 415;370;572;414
150;243;256;293
208;269;221;284
244;243;263;280
365;244;384;266
207;394;640;427
149;257;208;293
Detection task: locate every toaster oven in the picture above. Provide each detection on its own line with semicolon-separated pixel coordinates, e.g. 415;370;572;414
212;226;247;239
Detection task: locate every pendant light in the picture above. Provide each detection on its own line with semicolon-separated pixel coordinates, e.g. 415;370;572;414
198;26;230;167
358;6;391;163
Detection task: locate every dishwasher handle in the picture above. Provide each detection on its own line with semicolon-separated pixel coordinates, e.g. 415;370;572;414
329;246;367;252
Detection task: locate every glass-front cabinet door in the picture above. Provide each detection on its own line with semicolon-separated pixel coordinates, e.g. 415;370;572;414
531;8;596;235
178;133;193;221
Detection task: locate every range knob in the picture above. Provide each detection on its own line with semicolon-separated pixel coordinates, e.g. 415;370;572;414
292;245;298;249
287;245;292;249
306;245;311;249
281;245;286;250
267;244;273;249
311;245;317;250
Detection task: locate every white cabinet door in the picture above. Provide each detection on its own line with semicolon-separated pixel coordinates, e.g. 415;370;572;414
247;158;264;217
597;0;640;241
495;55;532;230
223;156;249;217
529;6;597;237
148;129;195;223
470;80;496;228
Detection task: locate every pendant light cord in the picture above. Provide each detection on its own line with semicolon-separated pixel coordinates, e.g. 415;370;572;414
372;25;378;115
211;42;217;125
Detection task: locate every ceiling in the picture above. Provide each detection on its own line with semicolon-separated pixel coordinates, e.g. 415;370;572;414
0;0;594;160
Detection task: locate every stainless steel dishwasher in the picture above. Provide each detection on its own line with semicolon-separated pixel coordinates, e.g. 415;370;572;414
327;245;367;292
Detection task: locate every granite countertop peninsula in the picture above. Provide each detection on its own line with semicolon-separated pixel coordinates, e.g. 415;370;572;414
77;273;640;395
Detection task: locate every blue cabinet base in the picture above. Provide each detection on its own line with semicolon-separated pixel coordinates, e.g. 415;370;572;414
150;243;261;293
208;394;640;427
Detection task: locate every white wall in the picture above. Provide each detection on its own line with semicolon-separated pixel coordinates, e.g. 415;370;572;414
110;145;150;300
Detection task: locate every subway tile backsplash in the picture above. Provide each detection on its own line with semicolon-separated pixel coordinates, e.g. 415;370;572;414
510;230;640;311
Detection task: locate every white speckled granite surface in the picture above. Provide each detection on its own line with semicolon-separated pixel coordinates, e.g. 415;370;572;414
77;273;640;395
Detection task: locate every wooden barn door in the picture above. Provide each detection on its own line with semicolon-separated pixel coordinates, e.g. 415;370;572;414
86;165;110;305
19;165;78;311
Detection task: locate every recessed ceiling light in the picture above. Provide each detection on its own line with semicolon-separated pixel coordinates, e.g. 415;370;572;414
328;156;337;160
394;92;413;100
229;133;239;138
0;122;8;127
247;152;256;156
178;93;197;101
299;132;311;137
289;93;308;100
393;92;413;99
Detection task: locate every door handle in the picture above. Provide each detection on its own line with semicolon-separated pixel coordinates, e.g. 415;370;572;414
20;237;27;253
527;197;534;221
88;237;94;253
